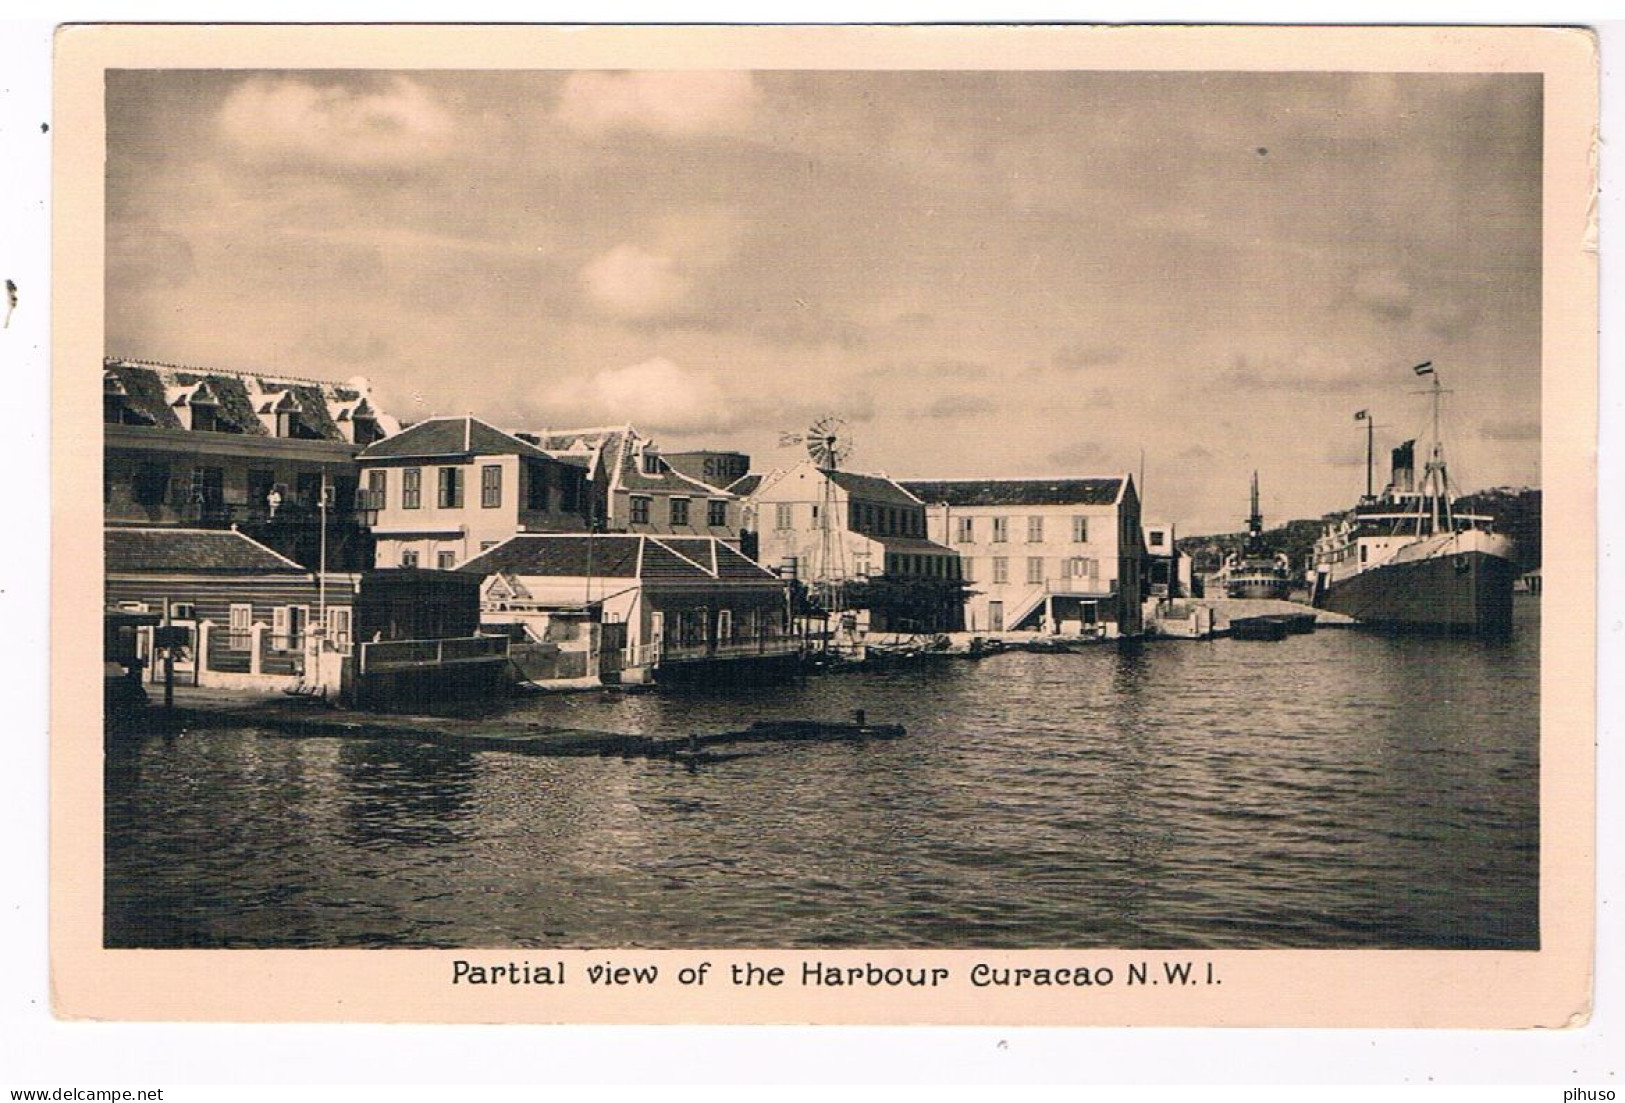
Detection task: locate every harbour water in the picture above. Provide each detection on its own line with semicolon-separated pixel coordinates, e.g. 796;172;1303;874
105;598;1539;950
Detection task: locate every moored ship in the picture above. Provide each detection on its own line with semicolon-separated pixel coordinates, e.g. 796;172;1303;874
1310;363;1516;637
1215;472;1294;600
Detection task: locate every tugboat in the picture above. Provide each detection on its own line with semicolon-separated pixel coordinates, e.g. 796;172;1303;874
1310;363;1516;637
1215;472;1294;600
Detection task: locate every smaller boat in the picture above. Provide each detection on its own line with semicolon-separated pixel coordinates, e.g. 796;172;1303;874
1228;615;1291;641
1279;612;1317;635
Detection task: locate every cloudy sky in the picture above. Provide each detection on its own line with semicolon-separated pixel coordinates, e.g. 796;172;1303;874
106;68;1541;533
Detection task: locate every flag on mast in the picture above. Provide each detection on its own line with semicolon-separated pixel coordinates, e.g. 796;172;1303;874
1354;409;1369;421
1413;361;1435;376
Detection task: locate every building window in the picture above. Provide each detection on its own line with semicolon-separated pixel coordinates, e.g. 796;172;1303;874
775;503;793;530
438;467;464;509
1068;557;1099;580
403;468;422;510
1072;516;1088;543
190;466;225;510
631;496;651;525
670;498;690;526
1027;516;1044;543
956;516;974;543
481;464;502;509
708;500;727;527
363;469;387;511
992;516;1009;543
402;549;419;568
992;557;1009;584
962;557;975;583
717;609;733;642
1027;557;1045;584
642;450;661;475
273;605;309;651
853;552;871;578
526;463;550;512
327;606;352;648
189;399;220;433
228;603;252;650
131;463;170;507
438;550;456;570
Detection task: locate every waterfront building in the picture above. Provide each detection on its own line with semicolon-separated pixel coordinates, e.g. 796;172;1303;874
103;357;401;571
514;426;744;539
104;525;507;703
355;416;591;570
1142;519;1192;598
104;525;356;692
459;534;795;683
746;461;964;633
900;476;1144;637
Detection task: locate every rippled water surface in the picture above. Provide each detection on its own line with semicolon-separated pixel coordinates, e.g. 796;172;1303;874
105;599;1539;949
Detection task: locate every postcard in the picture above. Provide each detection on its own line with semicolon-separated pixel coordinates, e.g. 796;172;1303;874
52;23;1597;1025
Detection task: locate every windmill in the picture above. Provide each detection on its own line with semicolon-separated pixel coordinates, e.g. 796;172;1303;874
778;415;854;608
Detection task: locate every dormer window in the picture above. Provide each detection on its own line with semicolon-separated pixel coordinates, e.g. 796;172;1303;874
267;391;313;439
183;380;226;433
103;373;152;425
641;448;662;476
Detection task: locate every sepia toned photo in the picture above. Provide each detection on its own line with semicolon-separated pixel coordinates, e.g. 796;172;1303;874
52;25;1597;1025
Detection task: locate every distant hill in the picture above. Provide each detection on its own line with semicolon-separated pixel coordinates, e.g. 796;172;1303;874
1456;487;1542;571
1177;487;1540;573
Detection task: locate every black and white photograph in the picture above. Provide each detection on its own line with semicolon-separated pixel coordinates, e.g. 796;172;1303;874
53;24;1597;1028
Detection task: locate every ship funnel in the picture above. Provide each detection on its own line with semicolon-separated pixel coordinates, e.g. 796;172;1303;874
1390;440;1416;493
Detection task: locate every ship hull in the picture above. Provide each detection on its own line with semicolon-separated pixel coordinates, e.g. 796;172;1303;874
1318;549;1516;637
1225;578;1294;601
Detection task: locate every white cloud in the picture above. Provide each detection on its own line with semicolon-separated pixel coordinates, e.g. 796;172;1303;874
218;76;455;168
580;211;744;318
555;71;758;137
579;244;688;318
537;358;741;433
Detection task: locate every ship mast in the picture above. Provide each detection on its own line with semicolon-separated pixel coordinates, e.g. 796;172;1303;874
1245;470;1264;553
1413;361;1455;535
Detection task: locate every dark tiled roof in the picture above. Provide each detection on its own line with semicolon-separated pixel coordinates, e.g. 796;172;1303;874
359;417;549;460
105;528;307;574
458;535;779;583
103;358;386;443
458;535;642;578
103;363;182;430
640;541;706;579
867;535;959;554
714;542;780;580
899;478;1126;508
204;375;270;436
726;473;763;497
614;442;734;498
827;469;922;507
290;384;341;440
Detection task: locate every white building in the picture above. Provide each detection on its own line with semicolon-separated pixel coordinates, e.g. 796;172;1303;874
356;416;591;570
901;476;1144;637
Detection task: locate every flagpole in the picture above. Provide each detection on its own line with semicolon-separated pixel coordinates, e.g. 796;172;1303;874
1355;409;1374;501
